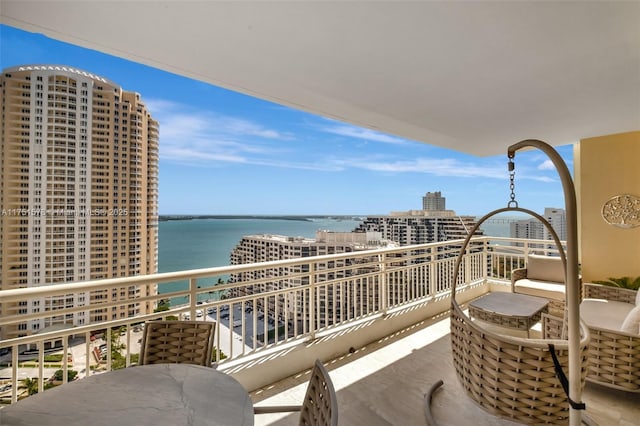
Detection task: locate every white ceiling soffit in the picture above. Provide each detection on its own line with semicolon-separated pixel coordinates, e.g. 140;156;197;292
2;1;639;156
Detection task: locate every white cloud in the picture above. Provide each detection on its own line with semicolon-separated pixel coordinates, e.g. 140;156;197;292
331;156;556;182
538;159;555;170
319;122;409;145
144;98;179;116
334;156;505;179
223;118;291;140
146;98;295;166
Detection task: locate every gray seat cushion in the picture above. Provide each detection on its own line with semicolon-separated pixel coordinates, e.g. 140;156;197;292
580;298;635;331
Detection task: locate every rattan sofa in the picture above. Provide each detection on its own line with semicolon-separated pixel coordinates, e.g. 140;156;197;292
544;283;640;392
581;283;640;392
511;254;571;317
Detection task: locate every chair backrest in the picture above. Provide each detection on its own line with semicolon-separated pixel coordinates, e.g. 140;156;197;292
139;320;215;367
299;359;338;426
526;254;565;283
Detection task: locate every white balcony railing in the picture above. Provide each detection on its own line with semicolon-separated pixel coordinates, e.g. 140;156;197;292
0;237;563;404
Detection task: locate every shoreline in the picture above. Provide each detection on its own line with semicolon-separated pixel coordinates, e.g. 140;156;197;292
158;214;363;222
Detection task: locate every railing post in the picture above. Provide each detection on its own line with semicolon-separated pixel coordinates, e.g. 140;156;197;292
106;328;112;372
62;336;69;385
378;253;387;314
85;330;91;379
464;245;471;287
11;347;18;403
38;341;44;394
189;277;197;320
125;325;131;367
483;238;489;282
308;262;316;340
429;248;436;296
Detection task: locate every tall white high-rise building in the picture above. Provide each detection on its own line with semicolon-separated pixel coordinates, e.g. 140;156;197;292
510;208;567;252
0;65;159;340
543;208;567;241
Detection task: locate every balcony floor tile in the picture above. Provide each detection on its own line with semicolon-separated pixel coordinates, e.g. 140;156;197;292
251;313;640;426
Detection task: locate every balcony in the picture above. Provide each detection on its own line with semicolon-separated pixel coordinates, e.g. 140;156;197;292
249;315;639;426
1;237;637;424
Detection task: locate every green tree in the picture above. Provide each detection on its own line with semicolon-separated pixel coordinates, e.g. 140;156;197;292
154;298;171;313
53;369;78;382
20;377;53;396
109;326;128;370
21;377;38;396
212;347;227;362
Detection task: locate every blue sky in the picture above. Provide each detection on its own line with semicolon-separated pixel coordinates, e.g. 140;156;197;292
1;24;573;216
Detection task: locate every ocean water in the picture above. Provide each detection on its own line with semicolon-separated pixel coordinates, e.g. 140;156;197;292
157;217;363;297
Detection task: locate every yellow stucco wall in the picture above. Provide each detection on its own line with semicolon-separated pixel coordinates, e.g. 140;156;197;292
576;131;640;283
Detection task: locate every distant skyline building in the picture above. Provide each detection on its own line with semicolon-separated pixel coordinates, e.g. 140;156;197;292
355;211;482;245
422;191;446;211
358;191;482;246
510;207;567;252
0;65;159;341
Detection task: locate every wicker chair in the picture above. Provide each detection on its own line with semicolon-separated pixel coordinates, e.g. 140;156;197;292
544;283;640;393
510;254;581;318
139;320;216;367
254;359;338;426
581;283;640;392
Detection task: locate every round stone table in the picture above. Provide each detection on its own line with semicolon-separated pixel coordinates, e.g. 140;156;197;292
0;363;254;426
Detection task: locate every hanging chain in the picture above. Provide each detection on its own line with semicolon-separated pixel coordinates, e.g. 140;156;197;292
508;153;518;208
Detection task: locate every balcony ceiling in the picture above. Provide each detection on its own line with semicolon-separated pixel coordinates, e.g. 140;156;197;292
2;1;639;156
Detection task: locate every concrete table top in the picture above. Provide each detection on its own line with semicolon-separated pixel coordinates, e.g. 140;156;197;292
0;363;254;426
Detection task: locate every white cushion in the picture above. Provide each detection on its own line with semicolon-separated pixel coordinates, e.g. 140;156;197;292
514;279;565;301
580;298;635;331
526;254;565;283
636;289;640;306
621;305;640;334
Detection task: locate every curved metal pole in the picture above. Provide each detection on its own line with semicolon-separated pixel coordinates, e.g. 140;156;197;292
508;139;582;426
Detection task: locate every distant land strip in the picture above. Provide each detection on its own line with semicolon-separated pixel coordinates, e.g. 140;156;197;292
158;215;362;222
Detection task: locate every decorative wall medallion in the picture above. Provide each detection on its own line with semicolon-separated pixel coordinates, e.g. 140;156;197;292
601;194;640;228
